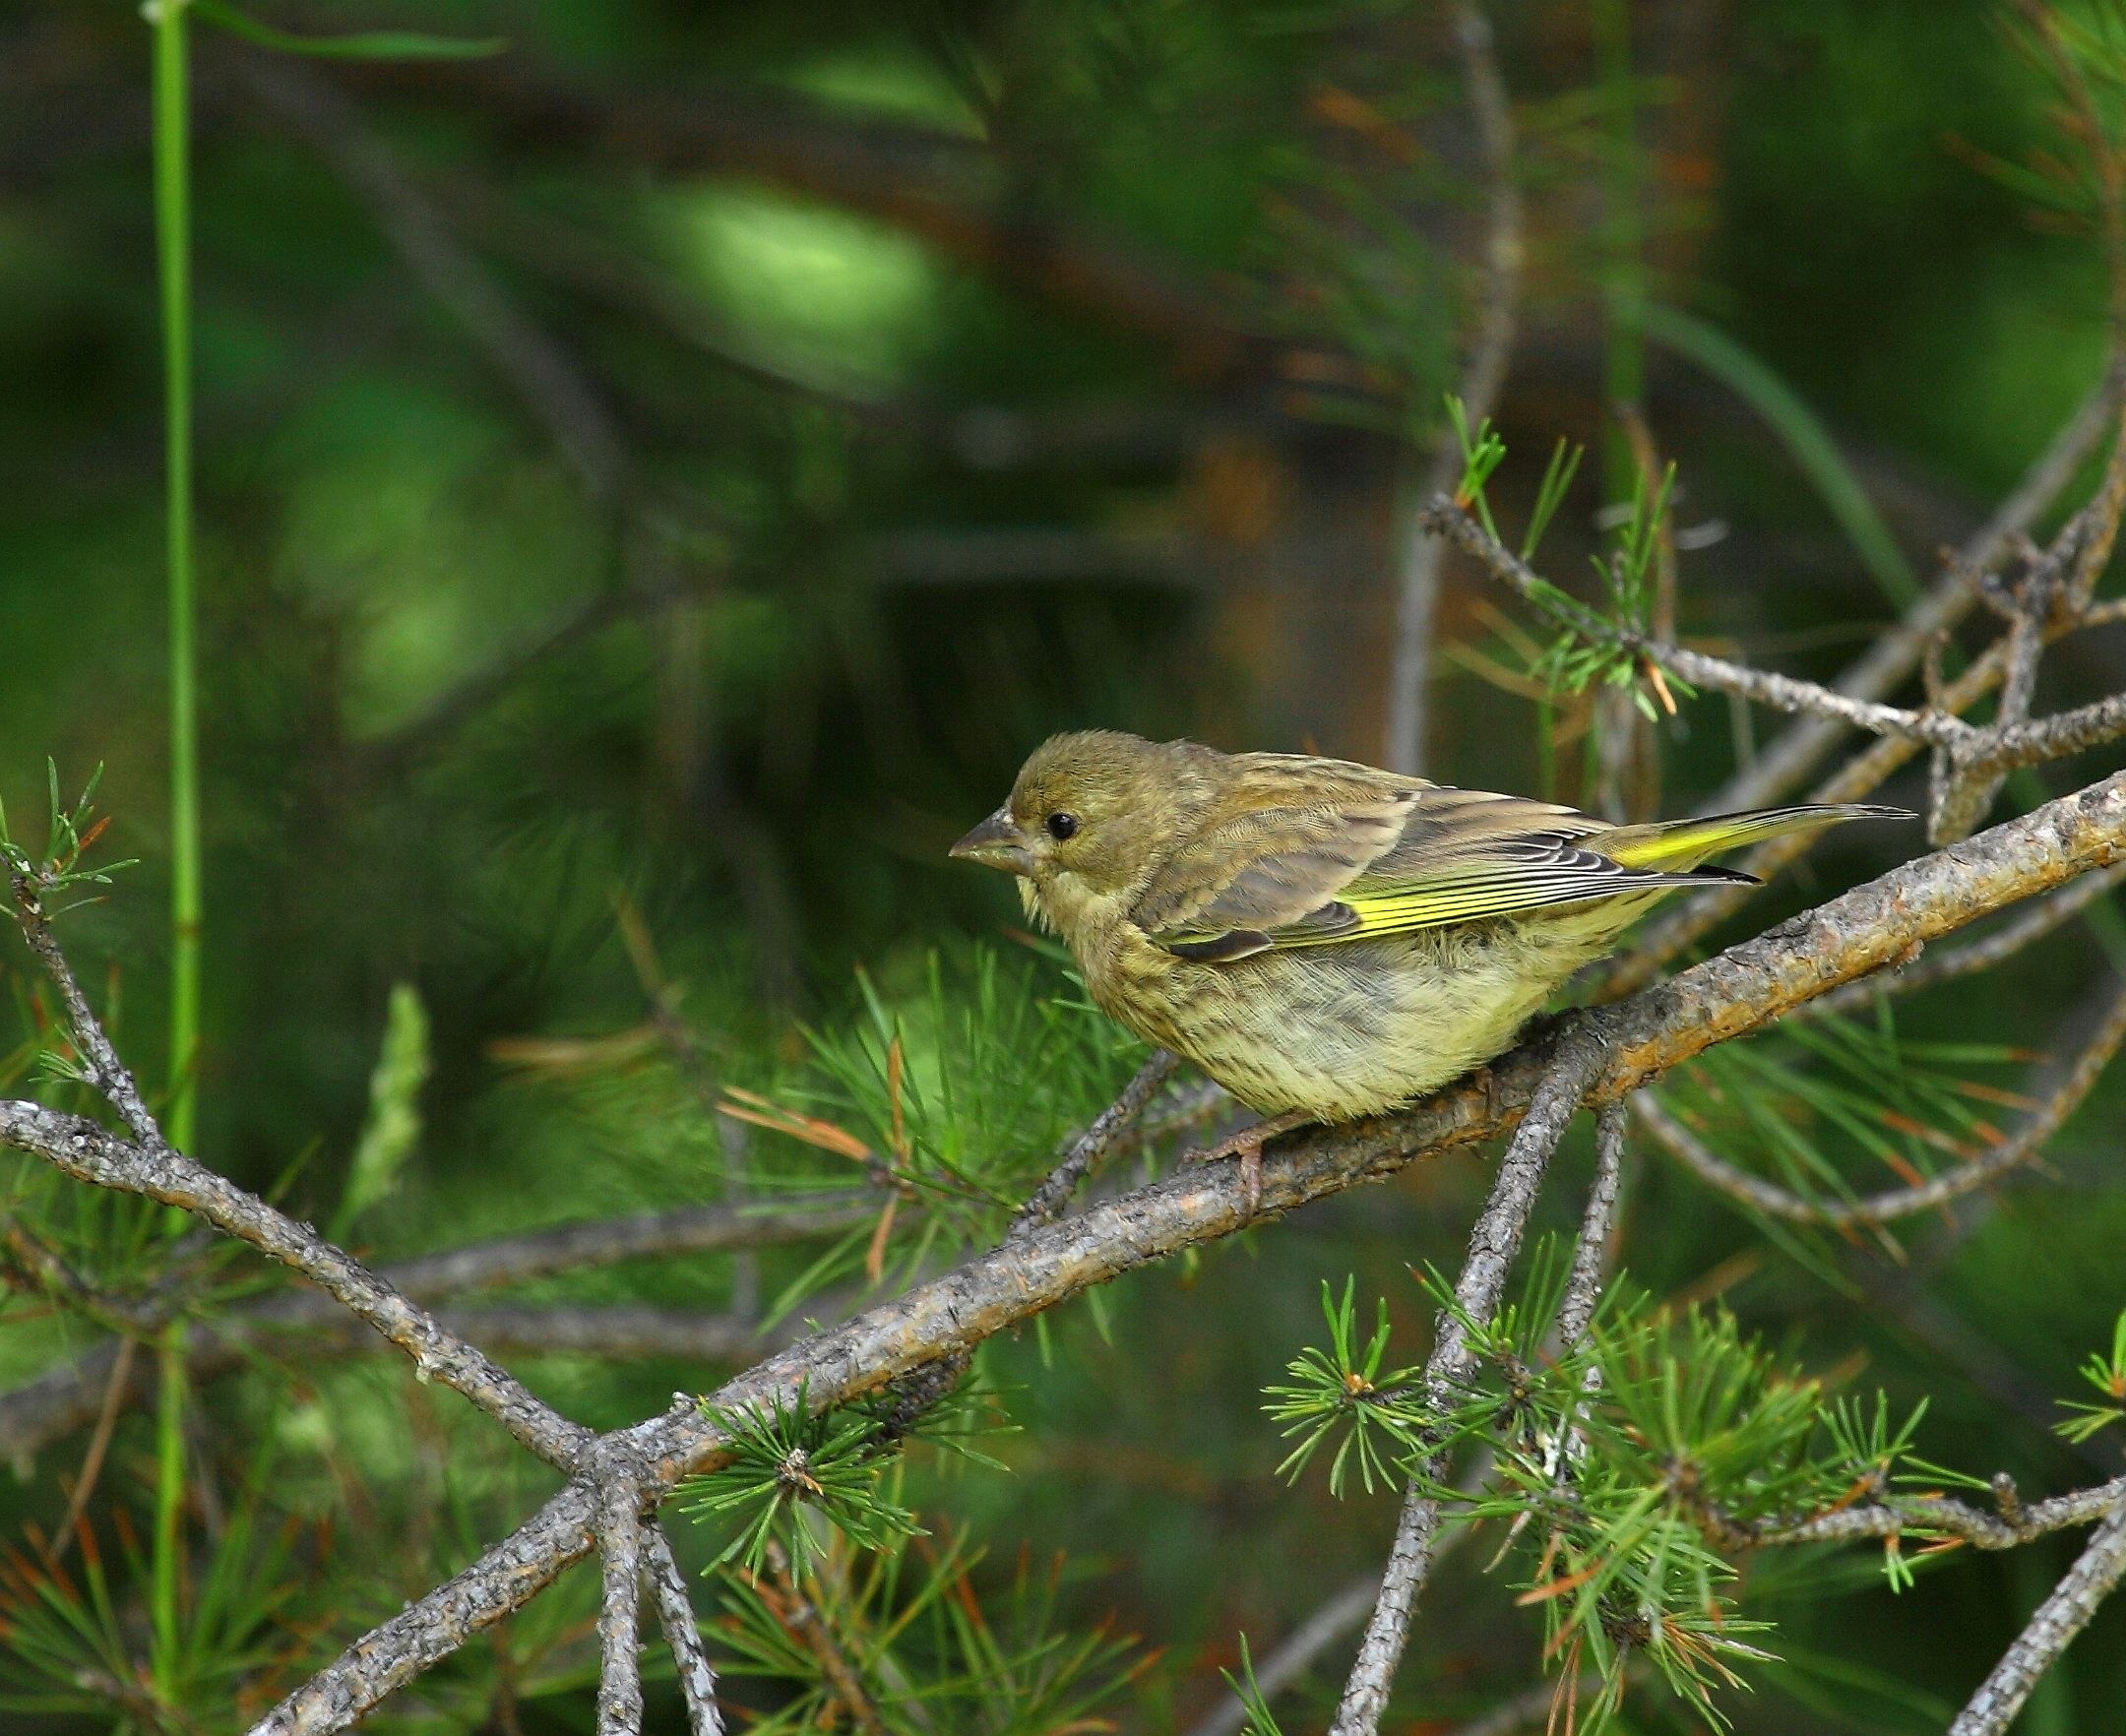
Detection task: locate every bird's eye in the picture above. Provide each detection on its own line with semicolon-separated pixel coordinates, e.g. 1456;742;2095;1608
1045;811;1080;841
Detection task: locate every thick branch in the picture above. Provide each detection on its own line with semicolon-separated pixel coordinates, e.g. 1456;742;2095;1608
1808;862;2126;1018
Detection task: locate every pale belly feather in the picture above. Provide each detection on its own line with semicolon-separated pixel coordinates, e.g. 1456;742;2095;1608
1083;901;1652;1120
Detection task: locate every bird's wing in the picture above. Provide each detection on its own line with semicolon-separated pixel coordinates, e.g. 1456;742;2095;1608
1136;785;1752;961
1128;792;1420;954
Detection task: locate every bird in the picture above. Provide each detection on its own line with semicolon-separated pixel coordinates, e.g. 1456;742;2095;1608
951;730;1907;1205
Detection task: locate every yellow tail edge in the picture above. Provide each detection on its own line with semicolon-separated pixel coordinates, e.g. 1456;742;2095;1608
1603;803;1912;871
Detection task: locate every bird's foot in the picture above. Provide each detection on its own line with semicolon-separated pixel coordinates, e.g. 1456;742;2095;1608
1186;1110;1312;1218
1469;1063;1502;1122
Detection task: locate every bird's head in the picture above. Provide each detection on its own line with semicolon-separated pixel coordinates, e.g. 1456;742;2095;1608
951;730;1215;934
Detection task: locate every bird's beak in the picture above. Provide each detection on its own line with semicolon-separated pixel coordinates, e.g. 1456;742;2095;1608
950;806;1032;875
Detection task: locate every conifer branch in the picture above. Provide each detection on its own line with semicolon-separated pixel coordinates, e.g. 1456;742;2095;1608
1947;1504;2126;1736
1011;1048;1181;1234
1808;861;2126;1018
1385;0;1521;775
642;1522;726;1736
1704;370;2121;816
3;866;594;1470
1418;498;1975;746
1758;1474;2126;1550
594;1476;646;1736
1424;484;2126;853
6;774;2124;1735
1631;978;2126;1228
1329;1025;1613;1736
1555;1101;1628;1352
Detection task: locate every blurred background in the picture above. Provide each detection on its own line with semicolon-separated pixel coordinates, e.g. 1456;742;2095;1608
4;1;2125;1731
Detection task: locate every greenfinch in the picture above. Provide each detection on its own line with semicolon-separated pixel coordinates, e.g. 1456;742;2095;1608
953;730;1905;1127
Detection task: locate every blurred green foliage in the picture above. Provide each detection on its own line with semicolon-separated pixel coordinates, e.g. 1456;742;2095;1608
4;2;2126;1732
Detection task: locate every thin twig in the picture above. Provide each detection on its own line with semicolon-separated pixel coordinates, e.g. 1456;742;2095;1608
1633;974;2126;1228
361;1196;876;1297
49;1335;135;1563
1602;564;2115;998
0;1200;857;1467
1010;1049;1181;1235
1763;1474;2126;1550
594;1476;646;1736
1420;498;1974;747
1947;1503;2126;1736
1329;1024;1613;1736
5;869;589;1467
1555;1100;1627;1351
758;1542;887;1736
1808;861;2126;1018
9;870;164;1148
1385;1;1521;775
1706;373;2119;816
1185;1575;1382;1736
642;1521;725;1736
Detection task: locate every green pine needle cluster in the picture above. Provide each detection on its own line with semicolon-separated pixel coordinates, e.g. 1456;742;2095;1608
0;764;137;919
1659;1007;2026;1258
729;947;1147;1304
1253;1244;2070;1732
686;1377;1012;1577
2056;1308;2126;1445
713;1526;1146;1736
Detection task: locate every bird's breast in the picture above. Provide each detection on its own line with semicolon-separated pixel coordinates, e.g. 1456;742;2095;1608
1079;919;1614;1121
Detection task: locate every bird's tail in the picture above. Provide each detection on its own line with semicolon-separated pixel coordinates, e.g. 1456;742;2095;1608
1598;803;1911;875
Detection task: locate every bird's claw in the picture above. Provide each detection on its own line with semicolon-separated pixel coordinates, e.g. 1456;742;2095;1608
1185;1111;1309;1218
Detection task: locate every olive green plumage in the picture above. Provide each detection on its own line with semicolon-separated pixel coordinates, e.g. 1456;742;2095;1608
952;730;1907;1121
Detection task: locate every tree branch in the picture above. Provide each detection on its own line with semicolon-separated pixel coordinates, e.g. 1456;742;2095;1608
1808;861;2126;1018
1631;974;2126;1229
4;869;592;1470
1763;1475;2126;1551
642;1521;725;1736
1555;1099;1627;1352
1010;1049;1180;1235
1705;372;2119;816
1385;1;1521;775
0;1192;864;1468
2;773;2114;1736
1419;499;1973;747
594;1475;646;1736
1947;1503;2126;1736
1329;1025;1613;1736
